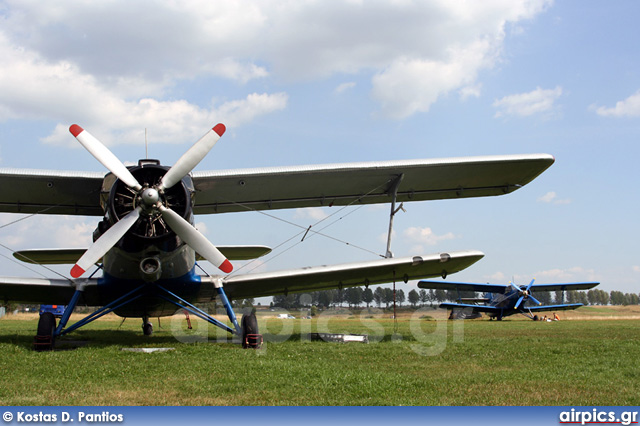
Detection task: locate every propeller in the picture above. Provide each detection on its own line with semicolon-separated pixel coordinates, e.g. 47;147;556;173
158;124;225;191
70;125;142;191
71;206;142;278
510;279;542;309
69;123;232;278
158;205;233;273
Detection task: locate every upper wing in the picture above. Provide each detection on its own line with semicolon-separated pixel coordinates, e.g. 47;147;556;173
0;277;100;305
530;282;600;292
202;250;484;300
0;154;553;216
0;169;104;215
418;280;508;294
191;154;555;214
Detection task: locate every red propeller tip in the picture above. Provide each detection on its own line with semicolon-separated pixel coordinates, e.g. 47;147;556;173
219;259;233;274
213;123;226;137
70;264;85;278
69;124;84;137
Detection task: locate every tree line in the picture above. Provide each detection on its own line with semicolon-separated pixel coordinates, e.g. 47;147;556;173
271;287;640;309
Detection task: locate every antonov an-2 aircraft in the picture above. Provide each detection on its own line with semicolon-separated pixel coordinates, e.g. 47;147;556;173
0;123;554;349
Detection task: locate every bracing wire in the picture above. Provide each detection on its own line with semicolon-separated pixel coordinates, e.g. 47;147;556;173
223;177;395;276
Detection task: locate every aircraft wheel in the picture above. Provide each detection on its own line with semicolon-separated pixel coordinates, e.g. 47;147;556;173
35;312;56;351
142;322;153;336
241;311;259;349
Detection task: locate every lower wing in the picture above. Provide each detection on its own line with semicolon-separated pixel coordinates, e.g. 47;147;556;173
206;250;484;300
0;277;100;305
1;250;483;304
439;302;500;314
526;303;584;312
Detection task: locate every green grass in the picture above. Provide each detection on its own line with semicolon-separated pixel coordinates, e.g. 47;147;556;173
0;313;638;406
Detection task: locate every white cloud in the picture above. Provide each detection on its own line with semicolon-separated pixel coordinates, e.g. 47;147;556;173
0;0;552;126
493;86;563;118
594;90;640;117
293;207;330;222
0;214;94;249
38;92;287;147
402;226;457;246
195;222;209;236
334;82;356;94
537;191;571;205
487;271;507;282
533;267;599;282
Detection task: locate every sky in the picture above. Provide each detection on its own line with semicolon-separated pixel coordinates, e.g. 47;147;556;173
0;0;638;296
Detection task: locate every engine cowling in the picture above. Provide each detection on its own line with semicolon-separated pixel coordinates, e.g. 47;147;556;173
96;159;195;253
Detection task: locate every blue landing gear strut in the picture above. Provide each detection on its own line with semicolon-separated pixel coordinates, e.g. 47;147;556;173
156;283;240;335
34;281;241;350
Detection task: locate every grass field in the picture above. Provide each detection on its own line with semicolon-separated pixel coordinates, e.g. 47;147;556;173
0;307;638;406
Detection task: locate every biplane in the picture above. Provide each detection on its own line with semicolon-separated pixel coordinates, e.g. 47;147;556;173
0;122;555;348
418;279;599;320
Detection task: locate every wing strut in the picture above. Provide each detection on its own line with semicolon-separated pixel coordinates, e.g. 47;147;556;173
385;174;405;258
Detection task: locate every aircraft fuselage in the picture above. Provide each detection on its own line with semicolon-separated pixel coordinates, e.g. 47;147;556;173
94;160;204;318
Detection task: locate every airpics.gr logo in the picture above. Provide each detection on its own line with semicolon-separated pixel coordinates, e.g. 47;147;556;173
560;408;638;426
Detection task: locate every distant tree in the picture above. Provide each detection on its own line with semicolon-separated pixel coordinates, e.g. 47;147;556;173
434;289;446;303
576;291;589;305
396;289;405;306
373;287;384;308
346;287;363;308
408;289;420;307
419;289;428;307
383;288;394;308
272;294;299;309
362;288;374;307
428;289;436;306
610;291;625;305
536;291;552;305
554;290;564;304
318;290;334;308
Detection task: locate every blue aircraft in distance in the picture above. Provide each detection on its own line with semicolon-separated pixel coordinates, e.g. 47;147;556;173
418;279;600;320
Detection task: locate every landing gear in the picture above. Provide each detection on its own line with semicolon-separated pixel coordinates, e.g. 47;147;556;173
241;309;262;349
34;312;56;351
142;318;153;336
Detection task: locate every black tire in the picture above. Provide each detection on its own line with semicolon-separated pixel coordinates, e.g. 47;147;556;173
35;312;56;351
241;313;259;348
142;322;153;336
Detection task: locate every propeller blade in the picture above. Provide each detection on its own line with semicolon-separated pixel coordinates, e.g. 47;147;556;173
526;278;535;290
71;207;142;278
514;295;526;310
509;282;520;293
70;125;142;191
528;295;542;306
158;124;226;190
158;205;232;273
